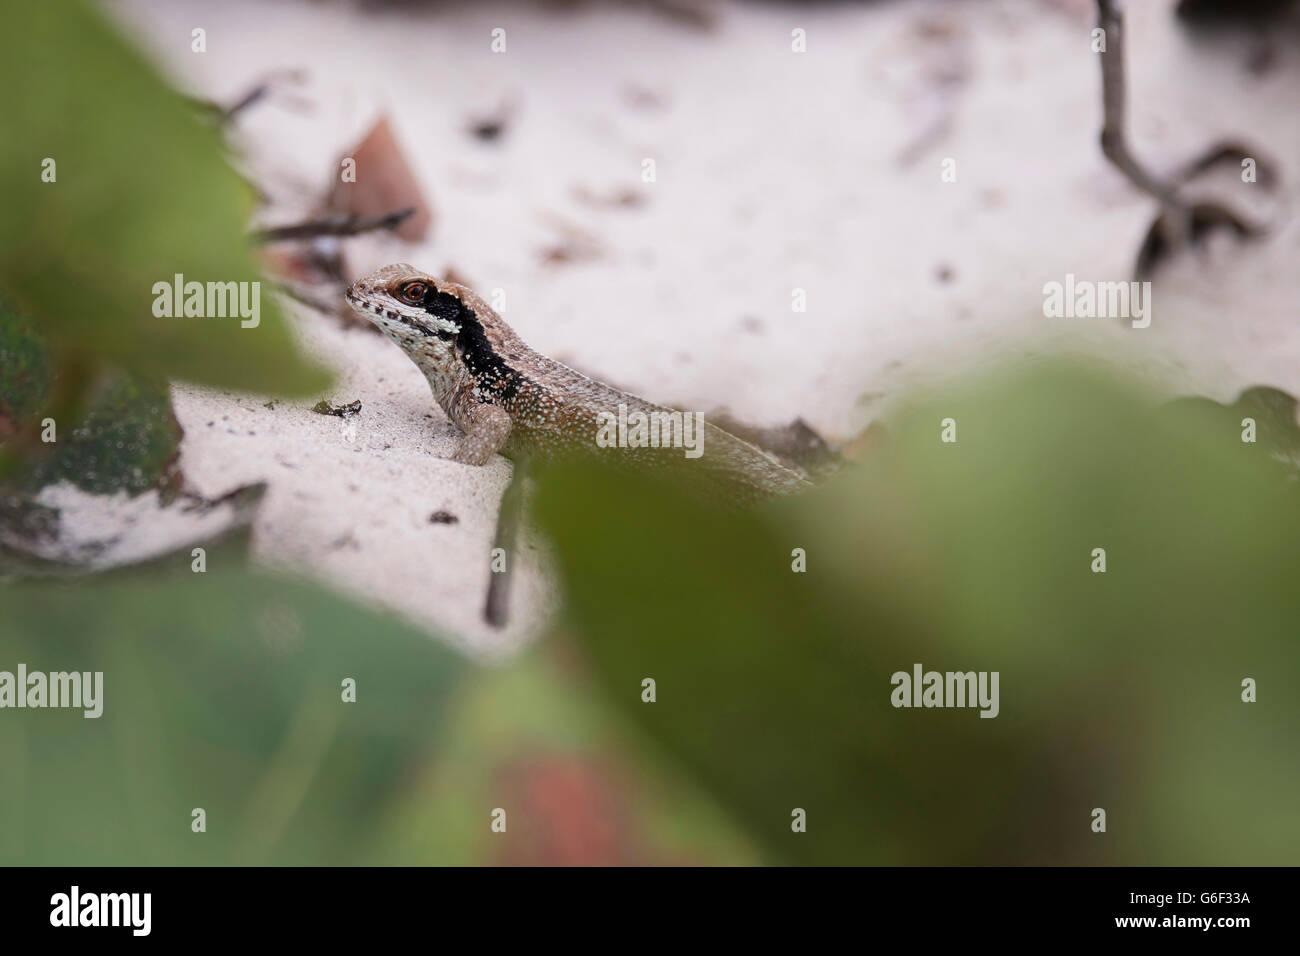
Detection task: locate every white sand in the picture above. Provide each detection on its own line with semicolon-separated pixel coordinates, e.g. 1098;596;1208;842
105;0;1300;656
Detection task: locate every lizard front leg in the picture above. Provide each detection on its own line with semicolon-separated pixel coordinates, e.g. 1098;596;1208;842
451;402;512;465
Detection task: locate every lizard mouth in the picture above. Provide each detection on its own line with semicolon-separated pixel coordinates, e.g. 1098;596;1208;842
344;288;393;333
345;283;447;341
344;284;382;317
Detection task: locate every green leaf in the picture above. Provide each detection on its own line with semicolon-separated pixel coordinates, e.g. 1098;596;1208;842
0;294;51;424
24;371;182;496
0;0;330;396
0;559;466;864
374;644;761;865
533;358;1300;864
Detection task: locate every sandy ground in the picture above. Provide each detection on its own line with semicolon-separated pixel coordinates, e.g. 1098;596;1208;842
97;0;1300;657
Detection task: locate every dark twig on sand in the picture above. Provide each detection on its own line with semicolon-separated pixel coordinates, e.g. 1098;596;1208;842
253;207;416;243
188;69;308;125
1097;1;1186;216
1095;0;1273;278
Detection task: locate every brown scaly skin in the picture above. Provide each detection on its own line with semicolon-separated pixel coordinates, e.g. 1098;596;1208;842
345;264;811;501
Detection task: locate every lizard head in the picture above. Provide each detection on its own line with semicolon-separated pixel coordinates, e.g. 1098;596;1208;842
345;263;467;344
346;264;525;402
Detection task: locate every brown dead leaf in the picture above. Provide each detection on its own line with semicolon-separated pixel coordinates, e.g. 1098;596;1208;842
328;116;433;242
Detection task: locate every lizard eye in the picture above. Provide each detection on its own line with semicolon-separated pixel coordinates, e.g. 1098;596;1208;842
397;281;428;304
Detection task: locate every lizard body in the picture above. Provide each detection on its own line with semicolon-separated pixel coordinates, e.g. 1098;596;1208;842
345;263;810;501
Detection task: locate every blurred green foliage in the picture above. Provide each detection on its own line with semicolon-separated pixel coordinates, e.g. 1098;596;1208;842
24;372;181;497
0;0;330;403
532;358;1300;864
0;0;332;496
0;552;466;865
1;303;181;497
2;353;1294;864
0;294;51;425
374;645;760;865
0;545;761;865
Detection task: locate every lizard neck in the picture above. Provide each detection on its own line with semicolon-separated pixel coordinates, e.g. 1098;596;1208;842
449;302;527;405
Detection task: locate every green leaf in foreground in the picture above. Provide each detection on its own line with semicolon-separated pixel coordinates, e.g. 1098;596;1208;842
532;358;1300;865
3;298;183;496
0;294;51;426
0;561;466;864
24;372;182;496
0;0;330;396
375;645;761;865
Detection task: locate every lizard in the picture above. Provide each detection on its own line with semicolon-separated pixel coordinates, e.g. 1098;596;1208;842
344;263;812;501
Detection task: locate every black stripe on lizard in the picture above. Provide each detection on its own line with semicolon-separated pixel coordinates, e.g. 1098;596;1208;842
417;284;523;402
